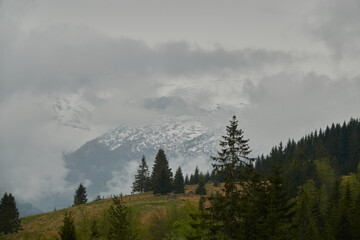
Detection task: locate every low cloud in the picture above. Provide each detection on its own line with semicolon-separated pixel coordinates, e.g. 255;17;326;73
308;0;360;60
0;23;292;100
1;0;360;214
240;72;360;155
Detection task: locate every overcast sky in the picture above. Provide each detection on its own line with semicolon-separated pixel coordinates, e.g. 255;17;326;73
1;0;360;209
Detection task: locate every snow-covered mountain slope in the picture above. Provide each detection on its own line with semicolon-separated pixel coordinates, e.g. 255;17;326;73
50;94;95;130
99;118;219;155
64;117;222;197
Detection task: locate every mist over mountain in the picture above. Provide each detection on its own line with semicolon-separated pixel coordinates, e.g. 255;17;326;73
2;0;360;220
64;117;222;199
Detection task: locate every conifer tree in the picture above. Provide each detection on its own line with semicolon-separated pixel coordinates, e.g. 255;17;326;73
184;174;189;185
263;161;295;239
132;156;151;193
0;193;21;235
151;149;173;194
240;170;268;239
74;183;87;206
189;174;195;185
209;115;254;239
193;166;200;184
108;195;132;240
58;210;77;240
173;167;185;194
195;174;207;195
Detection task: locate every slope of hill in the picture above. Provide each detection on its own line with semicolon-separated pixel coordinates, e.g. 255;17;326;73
4;184;221;240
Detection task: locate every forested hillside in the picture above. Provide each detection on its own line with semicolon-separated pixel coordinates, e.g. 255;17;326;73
3;116;360;240
256;118;360;195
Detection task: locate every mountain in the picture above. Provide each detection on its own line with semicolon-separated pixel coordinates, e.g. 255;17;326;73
50;94;95;130
64;117;221;198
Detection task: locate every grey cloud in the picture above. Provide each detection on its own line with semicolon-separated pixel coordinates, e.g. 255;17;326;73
143;96;206;116
240;72;360;154
155;42;292;76
0;91;98;211
309;0;360;59
2;0;360;214
0;21;292;100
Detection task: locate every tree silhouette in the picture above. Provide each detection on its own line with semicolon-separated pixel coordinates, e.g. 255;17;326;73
173;167;185;194
151;149;173;194
0;193;21;235
74;183;87;206
132;156;151;193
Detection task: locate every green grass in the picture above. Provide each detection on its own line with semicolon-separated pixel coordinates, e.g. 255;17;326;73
2;183;222;240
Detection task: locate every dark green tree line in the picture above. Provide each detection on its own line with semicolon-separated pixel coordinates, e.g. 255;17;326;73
256;118;360;195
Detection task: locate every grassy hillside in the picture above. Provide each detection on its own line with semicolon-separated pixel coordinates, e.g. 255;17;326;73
4;183;221;240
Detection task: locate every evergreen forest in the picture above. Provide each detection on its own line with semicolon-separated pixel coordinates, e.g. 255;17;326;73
2;116;360;240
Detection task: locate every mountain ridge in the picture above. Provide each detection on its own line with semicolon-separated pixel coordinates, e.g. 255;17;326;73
64;117;222;199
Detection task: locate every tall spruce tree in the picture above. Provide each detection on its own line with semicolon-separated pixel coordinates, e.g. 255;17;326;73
151;149;173;194
132;156;151;193
209;115;255;239
58;210;77;240
0;193;21;235
173;167;185;194
74;183;87;206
